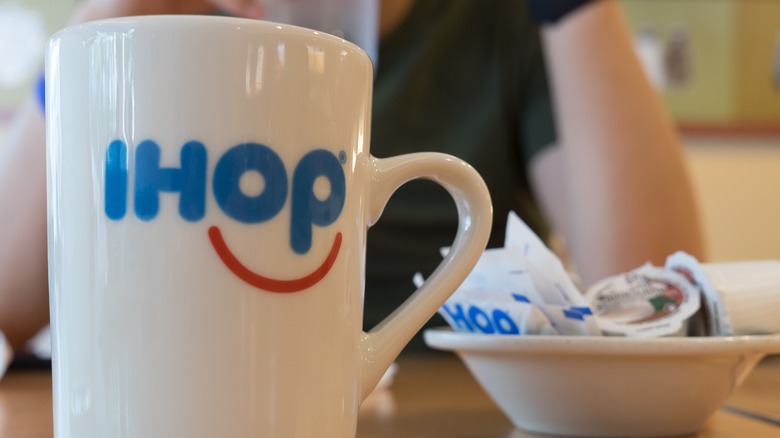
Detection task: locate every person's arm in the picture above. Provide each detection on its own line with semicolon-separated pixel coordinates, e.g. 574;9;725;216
0;0;264;352
67;0;262;25
528;0;705;286
0;100;49;351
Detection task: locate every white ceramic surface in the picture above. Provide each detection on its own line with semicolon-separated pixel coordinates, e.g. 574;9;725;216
424;328;780;437
45;16;492;438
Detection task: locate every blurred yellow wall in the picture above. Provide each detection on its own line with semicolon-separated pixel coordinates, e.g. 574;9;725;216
621;0;737;123
622;0;780;125
622;0;780;262
685;135;780;262
736;1;780;122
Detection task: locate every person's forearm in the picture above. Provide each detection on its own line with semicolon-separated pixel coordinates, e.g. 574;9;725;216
540;0;705;284
0;99;50;351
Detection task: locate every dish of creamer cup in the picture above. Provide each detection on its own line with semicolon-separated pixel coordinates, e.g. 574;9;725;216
424;212;780;436
424;328;780;437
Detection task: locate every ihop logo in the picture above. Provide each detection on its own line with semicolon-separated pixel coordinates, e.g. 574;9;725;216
104;139;346;293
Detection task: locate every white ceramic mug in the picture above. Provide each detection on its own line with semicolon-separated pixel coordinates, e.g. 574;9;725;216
45;16;492;438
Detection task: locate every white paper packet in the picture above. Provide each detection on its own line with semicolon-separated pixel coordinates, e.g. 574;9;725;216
502;212;600;335
430;212;599;336
438;289;558;335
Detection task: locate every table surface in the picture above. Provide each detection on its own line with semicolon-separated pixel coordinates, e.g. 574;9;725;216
1;353;779;438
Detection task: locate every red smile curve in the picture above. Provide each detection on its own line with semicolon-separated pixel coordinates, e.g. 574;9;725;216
208;226;342;293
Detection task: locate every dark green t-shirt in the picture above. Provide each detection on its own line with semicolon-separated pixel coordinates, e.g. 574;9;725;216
364;0;558;350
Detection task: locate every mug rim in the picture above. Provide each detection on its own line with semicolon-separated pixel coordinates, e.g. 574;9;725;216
51;14;369;61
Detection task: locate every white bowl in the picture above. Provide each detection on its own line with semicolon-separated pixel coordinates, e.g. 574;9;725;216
423;328;780;437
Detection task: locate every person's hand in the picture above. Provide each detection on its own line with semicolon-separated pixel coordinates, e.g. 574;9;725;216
71;0;264;24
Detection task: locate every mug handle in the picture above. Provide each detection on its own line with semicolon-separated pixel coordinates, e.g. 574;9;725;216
360;152;492;399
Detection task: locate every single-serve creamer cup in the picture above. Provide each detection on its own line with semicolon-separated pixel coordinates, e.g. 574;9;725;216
585;264;701;337
584;251;733;338
700;260;780;335
586;252;780;338
45;16;492;438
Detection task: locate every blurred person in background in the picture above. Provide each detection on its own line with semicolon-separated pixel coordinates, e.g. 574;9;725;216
0;0;705;353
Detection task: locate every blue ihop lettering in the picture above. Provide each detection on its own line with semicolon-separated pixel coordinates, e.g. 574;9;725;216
134;140;207;221
213;143;288;223
290;150;346;254
104;140;346;255
105;140;128;220
440;303;520;335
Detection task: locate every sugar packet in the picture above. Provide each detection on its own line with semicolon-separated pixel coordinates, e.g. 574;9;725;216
503;212;599;335
428;212;600;336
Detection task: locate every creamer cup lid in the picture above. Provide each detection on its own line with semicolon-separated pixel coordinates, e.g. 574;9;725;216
585;264;700;337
